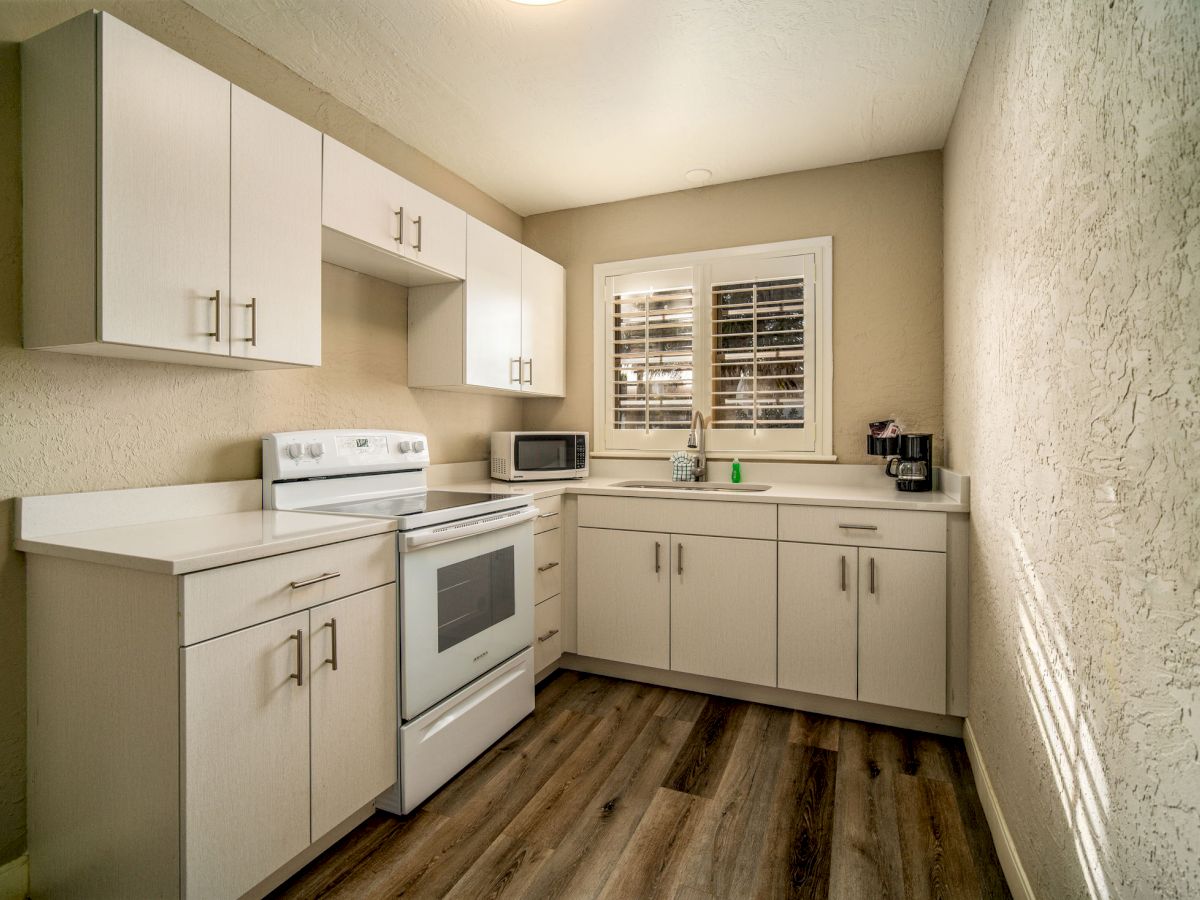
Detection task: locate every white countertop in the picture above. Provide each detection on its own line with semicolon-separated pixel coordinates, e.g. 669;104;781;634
443;475;969;513
15;510;397;575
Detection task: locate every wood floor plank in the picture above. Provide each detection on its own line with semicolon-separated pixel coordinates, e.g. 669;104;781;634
789;709;841;751
442;835;555;900
596;787;709;900
655;687;710;723
945;742;1014;899
756;744;838;900
271;812;406;899
828;720;906;900
675;703;792;897
662;696;748;798
523;712;693;898
895;773;984;900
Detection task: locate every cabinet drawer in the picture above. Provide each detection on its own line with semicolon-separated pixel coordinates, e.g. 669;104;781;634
778;505;945;552
182;533;396;645
534;595;562;672
578;495;776;540
534;529;562;603
533;495;562;533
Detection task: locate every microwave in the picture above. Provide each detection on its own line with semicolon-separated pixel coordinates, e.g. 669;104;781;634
491;431;589;481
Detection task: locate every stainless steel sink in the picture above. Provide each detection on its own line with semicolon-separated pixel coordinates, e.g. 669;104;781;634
611;480;771;493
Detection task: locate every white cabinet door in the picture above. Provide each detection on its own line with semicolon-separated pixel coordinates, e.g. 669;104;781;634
778;543;858;700
464;217;523;390
534;595;563;672
521;245;565;396
98;13;230;355
309;586;397;839
403;180;466;280
322;135;405;255
181;610;310;899
576;527;670;668
230;86;322;366
858;548;947;714
671;535;777;686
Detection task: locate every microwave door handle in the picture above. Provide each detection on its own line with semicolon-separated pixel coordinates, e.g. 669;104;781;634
404;506;537;550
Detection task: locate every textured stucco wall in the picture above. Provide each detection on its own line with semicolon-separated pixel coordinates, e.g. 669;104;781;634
523;151;945;464
944;1;1200;898
0;2;525;864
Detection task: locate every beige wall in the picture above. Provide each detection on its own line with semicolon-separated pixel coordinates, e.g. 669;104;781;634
522;151;944;465
944;0;1199;897
0;1;525;863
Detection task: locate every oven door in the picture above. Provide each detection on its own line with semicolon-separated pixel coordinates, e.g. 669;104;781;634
512;433;581;477
399;509;534;720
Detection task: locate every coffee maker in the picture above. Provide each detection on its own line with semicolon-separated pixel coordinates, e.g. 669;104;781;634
885;433;933;492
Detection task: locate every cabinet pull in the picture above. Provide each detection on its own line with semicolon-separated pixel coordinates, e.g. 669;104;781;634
523;358;533;385
838;523;878;531
394;208;405;244
289;629;304;687
290;571;341;589
325;618;338;671
537;512;558;519
412;214;423;252
677;542;684;575
510;358;522;383
207;289;221;342
537;561;559;572
869;557;876;594
242;297;257;346
840;554;846;591
537;628;560;643
655;541;661;573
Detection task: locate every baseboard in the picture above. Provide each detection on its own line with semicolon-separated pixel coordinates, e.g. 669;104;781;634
963;719;1036;900
0;855;28;900
561;654;963;737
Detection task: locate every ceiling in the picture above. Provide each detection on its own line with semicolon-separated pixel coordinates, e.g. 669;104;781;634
185;0;989;216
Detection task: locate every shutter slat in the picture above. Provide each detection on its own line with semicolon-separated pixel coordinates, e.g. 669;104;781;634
611;283;695;432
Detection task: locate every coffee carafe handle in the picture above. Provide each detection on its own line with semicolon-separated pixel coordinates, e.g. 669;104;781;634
885;457;900;478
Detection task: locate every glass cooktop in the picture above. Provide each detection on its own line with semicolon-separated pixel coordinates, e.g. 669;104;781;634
309;490;513;519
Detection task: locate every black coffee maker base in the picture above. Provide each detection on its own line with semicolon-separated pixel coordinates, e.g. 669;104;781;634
897;479;932;492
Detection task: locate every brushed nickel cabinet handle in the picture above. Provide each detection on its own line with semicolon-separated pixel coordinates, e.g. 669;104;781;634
243;297;257;346
838;523;878;531
537;512;558;519
523;358;533;385
537;561;560;572
869;557;876;594
840;554;846;592
655;541;661;573
677;542;683;575
207;289;221;342
537;628;560;643
289;629;304;687
394;208;405;244
510;358;522;384
412;214;423;252
325;618;338;671
290;571;341;589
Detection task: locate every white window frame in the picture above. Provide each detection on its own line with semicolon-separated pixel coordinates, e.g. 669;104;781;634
593;237;833;460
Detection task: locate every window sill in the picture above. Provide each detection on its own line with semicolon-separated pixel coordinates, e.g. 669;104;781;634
591;450;839;463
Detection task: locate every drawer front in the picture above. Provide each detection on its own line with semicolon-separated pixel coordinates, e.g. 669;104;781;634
578;495;776;540
534;529;562;603
778;505;946;552
182;533;396;645
533;495;562;534
534;595;562;672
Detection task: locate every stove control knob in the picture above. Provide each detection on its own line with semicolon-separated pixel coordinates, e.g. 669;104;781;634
412;440;426;454
308;442;325;459
286;442;304;460
398;441;413;453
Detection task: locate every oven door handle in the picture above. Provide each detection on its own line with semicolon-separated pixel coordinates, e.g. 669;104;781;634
403;506;537;550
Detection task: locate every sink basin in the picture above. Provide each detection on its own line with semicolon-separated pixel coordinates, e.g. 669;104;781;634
611;480;771;493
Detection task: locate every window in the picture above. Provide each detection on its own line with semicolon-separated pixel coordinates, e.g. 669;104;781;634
594;239;832;457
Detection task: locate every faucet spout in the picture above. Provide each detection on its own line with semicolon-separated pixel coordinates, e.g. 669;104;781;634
686;411;707;481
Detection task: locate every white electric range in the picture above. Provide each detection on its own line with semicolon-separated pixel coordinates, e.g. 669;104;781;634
263;429;536;814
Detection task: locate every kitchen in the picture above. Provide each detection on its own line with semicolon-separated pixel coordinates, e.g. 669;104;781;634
0;1;1196;899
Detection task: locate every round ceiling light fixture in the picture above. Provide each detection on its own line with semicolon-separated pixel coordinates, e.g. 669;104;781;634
685;168;713;185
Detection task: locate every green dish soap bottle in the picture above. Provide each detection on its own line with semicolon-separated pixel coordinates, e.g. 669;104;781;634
730;457;742;484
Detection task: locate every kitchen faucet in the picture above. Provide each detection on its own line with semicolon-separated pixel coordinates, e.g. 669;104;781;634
686;411;706;481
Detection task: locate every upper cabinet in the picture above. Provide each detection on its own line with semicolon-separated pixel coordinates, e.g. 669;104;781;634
409;217;566;397
21;12;322;369
321;136;466;285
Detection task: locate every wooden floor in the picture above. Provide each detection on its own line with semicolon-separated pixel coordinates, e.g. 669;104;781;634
273;671;1011;900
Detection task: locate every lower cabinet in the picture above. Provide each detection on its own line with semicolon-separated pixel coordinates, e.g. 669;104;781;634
577;527;670;668
778;542;858;700
671;535;777;686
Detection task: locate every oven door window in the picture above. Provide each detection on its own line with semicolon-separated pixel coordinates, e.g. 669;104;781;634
514;435;573;472
436;547;516;652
